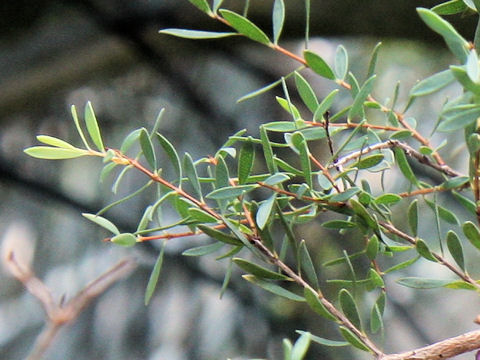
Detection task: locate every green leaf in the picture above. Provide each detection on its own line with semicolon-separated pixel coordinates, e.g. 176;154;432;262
272;0;285;44
238;140;255;184
370;302;383;334
441;176;470;189
394;147;419;187
264;173;290;186
291;132;312;188
313;89;339;121
303;288;336;321
291;332;311;360
397;277;452;289
283;339;292;360
256;194;277;230
352;154;384;170
70;104;91;150
450;65;480;95
188;208;218;223
409;69;455;97
140;128;156;169
438;106;480;132
233;258;290;280
384;256;420;274
184;152;203;200
263;121;298;132
294;72;319;113
339;289;362;330
446;230;465;271
452;190;477;214
296;331;348;347
408;199;418;236
182;242;224;256
197;224;243;245
36;135;75;149
82;213;120;235
84;101;104;152
277;97;301;119
188;0;210;13
463;221;480;250
375;193;402;206
206;184;258;200
338;327;370;352
348;75;376;120
303;50;335;80
366;42;382;79
157;133;182;182
24;146;88;160
334;45;348;80
424;199;459;225
260;126;277;174
368;268;384;289
432;0;468;15
416;239;438;262
366;235;379;260
219;9;271;45
350;199;377;229
467;49;480;82
145;241;166;305
237;78;283;103
213;0;223;13
298;240;319;289
120;128;141;153
159;29;236;39
110;233;137;247
417;8;469;62
330;187;361;202
322;220;357;229
243;275;305;302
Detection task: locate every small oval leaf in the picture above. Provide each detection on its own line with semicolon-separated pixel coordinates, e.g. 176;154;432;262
219;9;271;45
303;50;335;80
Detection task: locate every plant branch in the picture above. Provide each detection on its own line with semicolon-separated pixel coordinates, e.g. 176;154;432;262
379;221;480;291
378;329;480;360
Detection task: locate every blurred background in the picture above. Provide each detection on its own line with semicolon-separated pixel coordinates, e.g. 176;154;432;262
1;0;480;359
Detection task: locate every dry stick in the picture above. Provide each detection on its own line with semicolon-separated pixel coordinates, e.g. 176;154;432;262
379;221;480;291
378;330;480;360
309;154;341;193
4;252;137;360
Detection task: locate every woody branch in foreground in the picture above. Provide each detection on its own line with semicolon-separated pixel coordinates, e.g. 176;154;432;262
1;229;136;360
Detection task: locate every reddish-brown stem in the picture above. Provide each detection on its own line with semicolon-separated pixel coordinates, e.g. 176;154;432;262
475;151;480;226
111;150;220;220
308;154;341;192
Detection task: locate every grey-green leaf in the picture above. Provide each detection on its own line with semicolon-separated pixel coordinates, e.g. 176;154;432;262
303;50;335;80
417;8;469;62
410;69;455;97
408;199;418;236
157;133;181;182
84;101;104;152
36;135;75;149
233;258;290;280
140;128;156;169
303;287;336;321
197;224;243;246
334;45;348;80
182;242;224;257
184;152;203;200
296;331;348;347
159;29;236;39
446;230;465;271
272;0;285;44
291;332;311;360
188;0;210;13
110;233;137;247
339;327;370;352
243;275;305;302
463;221;480;250
416;239;438;262
206;185;258;200
82;213;120;235
339;289;362;330
219;9;271;45
298;240;319;289
394;147;419;187
294;71;319;113
145;241;166;305
397;277;452;289
238;140;255;184
24;147;88;160
256;194;277;230
348;75;376;120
